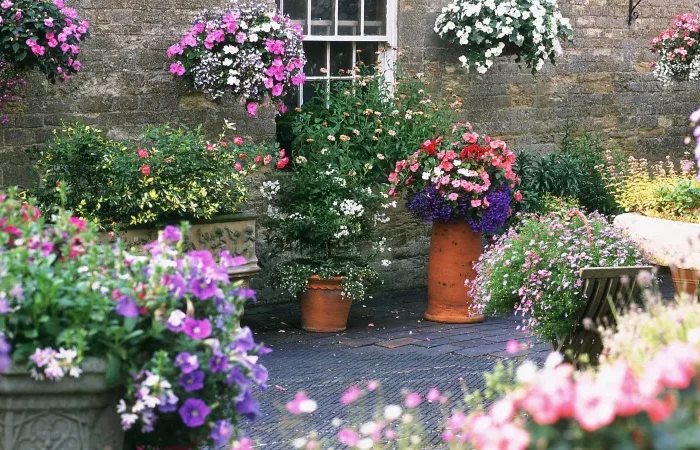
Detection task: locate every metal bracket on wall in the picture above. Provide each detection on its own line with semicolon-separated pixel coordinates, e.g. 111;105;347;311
628;0;642;26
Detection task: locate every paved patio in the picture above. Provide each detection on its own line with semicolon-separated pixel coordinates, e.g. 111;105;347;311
240;270;675;448
240;290;551;448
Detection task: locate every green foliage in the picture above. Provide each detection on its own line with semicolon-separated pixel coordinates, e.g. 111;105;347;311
279;69;458;180
29;123;276;230
655;178;700;222
515;130;621;216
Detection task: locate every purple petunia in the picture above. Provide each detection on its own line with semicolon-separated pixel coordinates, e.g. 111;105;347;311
158;391;179;413
178;370;205;392
184;318;212;340
210;420;234;446
175;352;199;374
220;250;246;268
230;287;257;302
189;276;218;300
166;274;187;300
115;295;140;318
178;398;210;428
0;335;11;373
209;353;228;373
235;388;261;420
0;297;8;315
166;310;187;333
162;225;182;242
225;366;251;388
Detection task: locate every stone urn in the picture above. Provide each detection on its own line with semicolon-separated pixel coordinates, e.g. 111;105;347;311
105;214;260;286
0;358;124;450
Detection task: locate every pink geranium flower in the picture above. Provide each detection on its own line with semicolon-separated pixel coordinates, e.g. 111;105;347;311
341;386;362;405
169;62;185;76
404;392;421;408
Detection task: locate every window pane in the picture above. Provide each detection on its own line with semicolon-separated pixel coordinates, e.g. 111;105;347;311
310;0;334;35
356;42;379;69
364;0;386;35
304;42;328;77
330;42;354;76
303;80;328;104
283;0;308;34
338;0;360;35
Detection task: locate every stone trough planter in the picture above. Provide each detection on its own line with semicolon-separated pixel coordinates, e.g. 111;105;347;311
613;213;700;298
0;358;124;450
105;214;260;286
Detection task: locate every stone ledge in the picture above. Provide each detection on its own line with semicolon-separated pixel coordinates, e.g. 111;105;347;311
613;213;700;270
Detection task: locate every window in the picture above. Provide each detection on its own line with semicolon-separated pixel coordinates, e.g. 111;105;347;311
276;0;398;106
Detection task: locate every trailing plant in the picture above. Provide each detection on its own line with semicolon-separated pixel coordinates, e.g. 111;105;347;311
434;0;573;74
29;122;284;230
0;0;89;80
650;12;700;85
0;60;25;125
468;210;646;341
0;188;268;447
168;1;305;116
281;68;459;181
387;123;520;234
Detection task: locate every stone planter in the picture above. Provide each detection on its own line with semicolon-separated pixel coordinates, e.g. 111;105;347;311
425;219;485;324
613;213;700;299
107;214;260;286
299;276;352;332
0;358;124;450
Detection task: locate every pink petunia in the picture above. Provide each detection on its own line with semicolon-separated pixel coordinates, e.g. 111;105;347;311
291;73;306;86
271;84;283;97
337;429;359;446
246;102;258;117
404;392;421;408
341;386;362;405
170;62;186;76
44;18;54;27
167;44;183;58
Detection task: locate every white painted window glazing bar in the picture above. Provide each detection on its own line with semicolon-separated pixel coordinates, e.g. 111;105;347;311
334;0;339;36
360;0;365;37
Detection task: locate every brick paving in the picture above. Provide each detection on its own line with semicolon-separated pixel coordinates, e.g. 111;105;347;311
240;290;551;448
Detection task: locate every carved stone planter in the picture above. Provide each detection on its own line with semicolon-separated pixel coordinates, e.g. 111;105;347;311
0;358;124;450
107;214;260;286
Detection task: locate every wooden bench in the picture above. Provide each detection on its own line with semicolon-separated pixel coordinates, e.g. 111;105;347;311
552;265;654;364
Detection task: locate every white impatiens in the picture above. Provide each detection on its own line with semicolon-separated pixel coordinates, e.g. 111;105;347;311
434;0;573;74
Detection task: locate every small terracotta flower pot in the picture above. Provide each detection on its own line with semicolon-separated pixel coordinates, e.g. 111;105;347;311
670;266;700;298
425;219;485;324
299;276;352;332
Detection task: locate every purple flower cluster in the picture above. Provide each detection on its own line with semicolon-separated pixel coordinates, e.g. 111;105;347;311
467;186;512;234
407;185;512;233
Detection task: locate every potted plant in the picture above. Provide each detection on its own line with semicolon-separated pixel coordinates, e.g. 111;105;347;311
650;13;700;85
262;144;389;332
29;122;286;285
0;188;269;449
433;0;572;74
168;1;306;116
387;123;519;323
469;209;647;345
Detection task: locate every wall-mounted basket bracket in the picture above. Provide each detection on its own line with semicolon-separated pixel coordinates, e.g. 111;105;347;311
628;0;642;26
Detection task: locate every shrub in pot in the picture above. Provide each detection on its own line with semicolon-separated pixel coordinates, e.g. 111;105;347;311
262;141;390;332
0;188;269;448
29;122;286;283
387;123;520;324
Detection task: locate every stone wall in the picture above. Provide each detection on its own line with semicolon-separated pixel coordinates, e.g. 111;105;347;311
0;0;276;188
399;0;700;158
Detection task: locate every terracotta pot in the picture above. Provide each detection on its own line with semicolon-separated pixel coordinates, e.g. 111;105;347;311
299;276;352;332
670;266;700;298
425;220;485;324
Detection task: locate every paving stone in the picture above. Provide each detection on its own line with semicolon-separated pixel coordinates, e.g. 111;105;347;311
339;337;383;348
453;343;514;357
375;337;421;348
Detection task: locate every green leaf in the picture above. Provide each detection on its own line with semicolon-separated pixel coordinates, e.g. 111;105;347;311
105;353;121;387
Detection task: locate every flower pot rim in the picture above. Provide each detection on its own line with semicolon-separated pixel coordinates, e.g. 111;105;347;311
1;357;108;376
308;275;343;282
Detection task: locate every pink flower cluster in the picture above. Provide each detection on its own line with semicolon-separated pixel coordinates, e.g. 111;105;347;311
168;4;306;117
388;123;519;203
1;0;89;80
650;12;700;83
451;343;699;450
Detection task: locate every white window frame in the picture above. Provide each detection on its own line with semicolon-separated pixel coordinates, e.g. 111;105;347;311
277;0;398;106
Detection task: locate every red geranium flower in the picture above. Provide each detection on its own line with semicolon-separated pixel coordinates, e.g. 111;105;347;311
137;148;149;159
140;164;151;176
